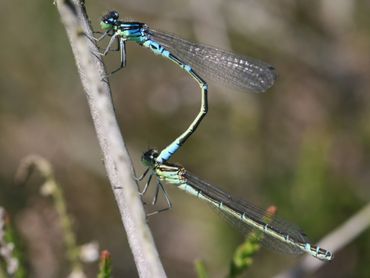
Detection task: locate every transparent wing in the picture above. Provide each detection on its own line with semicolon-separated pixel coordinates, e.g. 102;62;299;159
216;208;305;255
183;171;308;255
147;29;277;92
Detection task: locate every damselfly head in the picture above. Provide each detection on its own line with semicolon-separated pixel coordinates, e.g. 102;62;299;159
100;11;120;29
141;149;159;166
103;11;119;22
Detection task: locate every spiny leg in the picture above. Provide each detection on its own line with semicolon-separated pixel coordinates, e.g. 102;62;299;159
146;180;173;217
110;38;127;74
98;36;127;76
89;30;120;52
85;30;110;46
142;40;208;163
140;173;153;195
158;180;172;210
108;35;121;52
98;32;120;56
152;181;160;205
133;167;149;182
93;33;127;78
130;166;149;192
138;174;173;216
90;32;119;69
90;30;109;42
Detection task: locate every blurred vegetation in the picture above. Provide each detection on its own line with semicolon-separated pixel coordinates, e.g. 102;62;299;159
0;208;26;278
1;155;100;277
227;206;277;278
1;0;370;277
194;260;208;278
97;250;112;278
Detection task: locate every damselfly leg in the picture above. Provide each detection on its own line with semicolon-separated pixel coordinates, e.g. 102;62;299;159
136;167;173;216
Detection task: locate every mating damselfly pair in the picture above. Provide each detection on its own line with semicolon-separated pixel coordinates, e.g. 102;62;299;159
94;11;333;261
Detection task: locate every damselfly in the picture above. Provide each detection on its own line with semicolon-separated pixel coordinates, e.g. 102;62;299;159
95;11;276;163
139;149;333;261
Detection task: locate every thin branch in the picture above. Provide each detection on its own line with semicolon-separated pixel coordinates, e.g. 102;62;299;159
53;1;166;277
274;202;370;278
15;155;83;274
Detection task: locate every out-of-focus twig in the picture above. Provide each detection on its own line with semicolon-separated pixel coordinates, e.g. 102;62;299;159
274;202;370;278
15;155;83;276
53;0;166;277
15;155;53;186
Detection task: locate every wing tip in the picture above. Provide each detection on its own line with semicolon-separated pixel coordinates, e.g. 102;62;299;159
255;66;278;93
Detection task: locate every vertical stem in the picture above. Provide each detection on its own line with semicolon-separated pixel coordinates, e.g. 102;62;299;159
54;1;166;277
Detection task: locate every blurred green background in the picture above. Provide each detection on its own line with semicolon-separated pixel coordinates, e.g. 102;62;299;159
1;0;370;277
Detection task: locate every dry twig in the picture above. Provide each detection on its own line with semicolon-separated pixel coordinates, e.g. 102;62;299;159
53;1;166;277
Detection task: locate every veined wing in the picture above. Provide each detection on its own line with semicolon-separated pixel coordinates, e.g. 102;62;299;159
147;29;277;92
182;171;309;255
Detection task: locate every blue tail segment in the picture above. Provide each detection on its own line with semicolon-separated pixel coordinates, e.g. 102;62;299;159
142;40;208;163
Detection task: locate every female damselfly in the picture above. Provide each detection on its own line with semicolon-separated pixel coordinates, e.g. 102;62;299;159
139;148;333;261
95;11;276;163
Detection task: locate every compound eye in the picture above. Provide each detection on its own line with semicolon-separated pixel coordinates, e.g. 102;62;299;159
152;150;159;159
102;10;119;23
147;149;159;160
111;11;119;19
